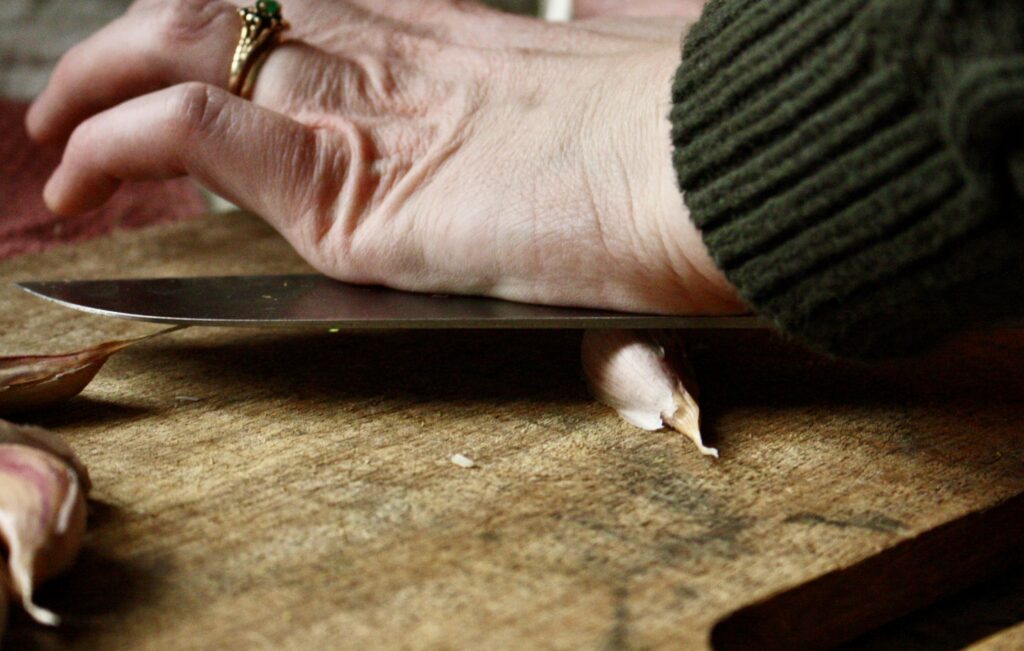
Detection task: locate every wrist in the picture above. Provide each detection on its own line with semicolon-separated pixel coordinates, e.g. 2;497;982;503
643;44;746;314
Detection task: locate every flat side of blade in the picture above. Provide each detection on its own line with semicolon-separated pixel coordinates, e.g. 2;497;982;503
16;275;767;330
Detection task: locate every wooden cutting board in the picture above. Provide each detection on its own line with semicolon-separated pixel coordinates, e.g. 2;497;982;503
1;212;1022;650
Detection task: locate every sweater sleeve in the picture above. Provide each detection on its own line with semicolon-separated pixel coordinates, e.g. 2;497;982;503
670;0;1024;358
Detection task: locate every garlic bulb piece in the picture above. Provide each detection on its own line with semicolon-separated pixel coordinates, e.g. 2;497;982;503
0;428;89;626
0;420;91;493
581;330;718;458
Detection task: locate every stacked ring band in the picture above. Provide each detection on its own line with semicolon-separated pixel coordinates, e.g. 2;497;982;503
228;1;289;99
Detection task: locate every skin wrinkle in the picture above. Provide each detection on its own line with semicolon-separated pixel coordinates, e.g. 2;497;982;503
373;123;470;286
259;47;416;120
176;83;226;151
294;125;340;237
614;150;663;305
650;172;711;310
604;54;682;308
350;54;400;110
380;77;481;211
308;119;372;278
579;159;614;278
569;58;630;289
175;84;268;209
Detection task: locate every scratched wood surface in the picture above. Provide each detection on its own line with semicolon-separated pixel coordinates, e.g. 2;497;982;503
1;212;1022;650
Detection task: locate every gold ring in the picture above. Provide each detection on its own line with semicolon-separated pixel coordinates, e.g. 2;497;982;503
229;1;289;99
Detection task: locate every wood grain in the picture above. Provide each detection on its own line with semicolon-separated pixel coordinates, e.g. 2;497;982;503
1;213;1022;650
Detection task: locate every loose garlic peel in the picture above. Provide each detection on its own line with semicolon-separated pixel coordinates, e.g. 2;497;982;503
0;421;90;627
0;326;183;415
581;330;718;458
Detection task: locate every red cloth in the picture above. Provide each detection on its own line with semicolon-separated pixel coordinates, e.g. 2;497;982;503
0;99;205;260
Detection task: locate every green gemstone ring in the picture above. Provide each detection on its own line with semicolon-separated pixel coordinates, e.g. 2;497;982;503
228;1;289;99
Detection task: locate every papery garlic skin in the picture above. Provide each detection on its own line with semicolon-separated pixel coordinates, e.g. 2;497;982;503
582;330;718;458
0;444;88;626
0;326;183;416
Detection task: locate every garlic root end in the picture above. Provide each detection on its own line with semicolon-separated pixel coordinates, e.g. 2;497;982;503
663;385;718;458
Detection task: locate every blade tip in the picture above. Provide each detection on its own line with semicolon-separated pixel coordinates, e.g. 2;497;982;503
15;281;48;295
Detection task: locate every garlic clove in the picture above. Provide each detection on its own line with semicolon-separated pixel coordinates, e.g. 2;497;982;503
0;326;182;415
0;442;88;626
581;330;718;458
0;419;91;493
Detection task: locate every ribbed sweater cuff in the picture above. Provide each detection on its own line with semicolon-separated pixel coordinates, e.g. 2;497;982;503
670;0;1024;358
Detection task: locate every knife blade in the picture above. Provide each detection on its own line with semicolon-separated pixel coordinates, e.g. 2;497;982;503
16;275;765;330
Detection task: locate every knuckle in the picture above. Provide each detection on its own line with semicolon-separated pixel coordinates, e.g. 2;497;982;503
158;0;229;45
168;82;226;138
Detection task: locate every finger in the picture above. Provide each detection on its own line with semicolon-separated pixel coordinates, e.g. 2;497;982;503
27;0;241;143
27;0;407;143
44;82;339;234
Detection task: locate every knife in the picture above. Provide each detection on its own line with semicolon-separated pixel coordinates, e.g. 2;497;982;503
16;275;765;330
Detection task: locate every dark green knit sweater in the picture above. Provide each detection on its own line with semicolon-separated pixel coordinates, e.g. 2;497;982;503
671;0;1024;358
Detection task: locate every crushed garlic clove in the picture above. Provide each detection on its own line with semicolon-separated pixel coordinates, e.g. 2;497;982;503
0;326;183;415
0;424;90;626
581;330;718;458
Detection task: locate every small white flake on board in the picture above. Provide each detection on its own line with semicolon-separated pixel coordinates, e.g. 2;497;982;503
450;454;476;469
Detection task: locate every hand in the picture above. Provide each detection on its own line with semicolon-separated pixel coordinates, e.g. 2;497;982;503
27;0;743;315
